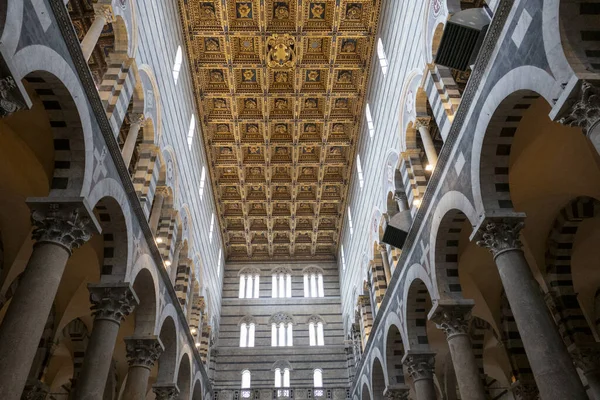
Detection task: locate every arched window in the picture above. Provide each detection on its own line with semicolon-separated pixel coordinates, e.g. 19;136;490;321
239;321;255;347
303;267;324;298
356;154;364;189
308;316;325;346
377;38;389;76
274;368;290;388
341;245;347;271
271;268;292;298
365;103;375;138
173;46;183;84
347;207;354;236
239;269;260;299
187;114;195;150
270;314;293;346
241;370;251;389
313;369;323;388
209;213;215;242
199;166;207;200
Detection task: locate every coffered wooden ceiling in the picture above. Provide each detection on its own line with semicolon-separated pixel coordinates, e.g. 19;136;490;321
178;0;381;261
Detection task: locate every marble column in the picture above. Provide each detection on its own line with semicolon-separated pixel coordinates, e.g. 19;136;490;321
121;336;164;400
72;283;139;400
475;217;587;400
0;199;97;400
152;383;180;400
383;384;410;400
402;352;436;400
122;113;145;168
149;187;167;235
81;5;115;62
429;301;486;400
572;346;600;400
378;244;392;284
414;117;438;167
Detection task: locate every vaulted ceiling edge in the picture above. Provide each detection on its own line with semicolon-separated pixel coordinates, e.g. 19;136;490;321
177;0;382;262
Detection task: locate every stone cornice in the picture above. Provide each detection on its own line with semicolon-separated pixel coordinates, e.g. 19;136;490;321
350;0;515;394
47;0;211;388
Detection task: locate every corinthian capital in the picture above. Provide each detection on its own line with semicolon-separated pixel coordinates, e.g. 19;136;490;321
127;112;145;126
125;336;164;369
383;385;410;400
571;344;600;373
474;215;526;258
0;75;26;117
414;117;431;130
429;301;474;338
88;283;139;324
402;351;435;382
94;4;115;23
153;383;180;400
559;81;600;136
27;197;100;254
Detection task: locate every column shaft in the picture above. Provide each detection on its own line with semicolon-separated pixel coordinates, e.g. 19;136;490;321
379;246;392;283
417;125;438;167
81;15;107;62
122;119;143;168
0;243;69;400
149;191;166;235
495;249;587;400
122;366;151;400
585;370;600;400
413;379;437;400
446;333;486;400
73;318;120;400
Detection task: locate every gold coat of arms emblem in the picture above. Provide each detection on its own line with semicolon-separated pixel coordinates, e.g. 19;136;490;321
266;34;296;68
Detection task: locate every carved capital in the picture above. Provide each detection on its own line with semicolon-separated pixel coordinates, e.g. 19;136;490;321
125;336;164;369
94;4;115;23
571;345;600;373
430;302;473;339
358;294;371;308
127;112;145;126
88;283;139;324
383;385;410;400
402;352;435;382
27;197;99;254
0;76;26;117
152;383;180;400
414;117;431;130
377;243;388;255
511;381;539;400
21;380;49;400
559;81;600;136
474;216;525;259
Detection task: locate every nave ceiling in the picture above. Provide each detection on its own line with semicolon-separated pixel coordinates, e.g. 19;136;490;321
178;0;382;261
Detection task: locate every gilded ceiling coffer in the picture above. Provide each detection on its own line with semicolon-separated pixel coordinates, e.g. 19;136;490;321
266;34;296;69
